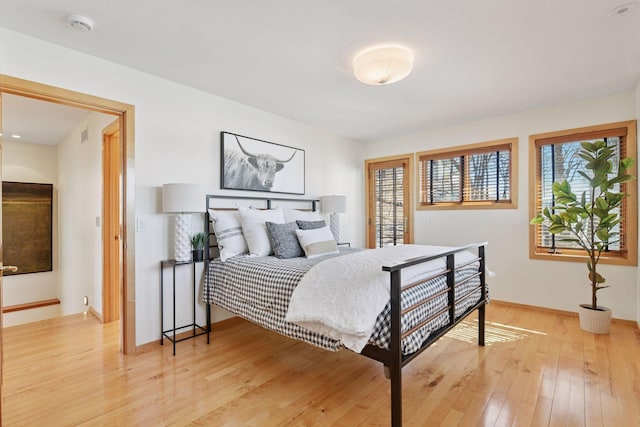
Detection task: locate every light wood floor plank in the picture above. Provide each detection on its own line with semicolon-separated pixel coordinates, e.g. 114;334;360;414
2;304;639;426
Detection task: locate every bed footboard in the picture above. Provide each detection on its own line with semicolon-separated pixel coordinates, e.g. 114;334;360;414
361;242;488;427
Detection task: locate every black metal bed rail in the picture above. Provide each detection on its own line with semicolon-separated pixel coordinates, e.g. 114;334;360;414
456;282;484;305
204;194;320;260
400;269;451;292
401;306;451;339
205;194;320;211
401;287;450;316
380;242;488;427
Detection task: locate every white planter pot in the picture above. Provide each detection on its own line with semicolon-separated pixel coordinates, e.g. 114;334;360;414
578;304;611;334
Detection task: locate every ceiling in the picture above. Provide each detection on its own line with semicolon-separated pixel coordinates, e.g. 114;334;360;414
1;94;91;145
0;0;639;143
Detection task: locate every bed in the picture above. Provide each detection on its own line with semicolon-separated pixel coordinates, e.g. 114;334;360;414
202;195;488;427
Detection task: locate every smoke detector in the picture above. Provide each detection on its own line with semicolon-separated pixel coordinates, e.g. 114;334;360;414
67;14;94;32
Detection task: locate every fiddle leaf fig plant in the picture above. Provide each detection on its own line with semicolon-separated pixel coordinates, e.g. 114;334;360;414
530;140;635;310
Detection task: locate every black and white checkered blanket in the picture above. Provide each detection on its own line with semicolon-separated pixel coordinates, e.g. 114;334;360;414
204;248;483;355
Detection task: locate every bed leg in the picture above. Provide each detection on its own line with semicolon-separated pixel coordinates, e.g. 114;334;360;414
383;365;391;380
389;268;402;427
478;304;485;347
206;304;211;344
390;362;402;427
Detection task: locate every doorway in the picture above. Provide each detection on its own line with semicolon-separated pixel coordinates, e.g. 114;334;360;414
0;74;136;360
364;154;414;248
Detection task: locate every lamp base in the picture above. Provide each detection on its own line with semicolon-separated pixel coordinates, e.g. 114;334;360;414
329;213;340;242
174;214;192;262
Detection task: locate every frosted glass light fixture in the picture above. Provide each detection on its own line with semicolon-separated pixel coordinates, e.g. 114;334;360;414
320;195;347;242
162;183;205;262
353;45;414;85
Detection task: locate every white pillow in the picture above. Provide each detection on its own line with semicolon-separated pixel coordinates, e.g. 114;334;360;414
238;206;286;256
208;209;248;262
295;226;339;259
283;208;322;223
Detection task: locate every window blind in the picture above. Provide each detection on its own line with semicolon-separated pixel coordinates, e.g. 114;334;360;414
420;145;511;205
374;166;404;248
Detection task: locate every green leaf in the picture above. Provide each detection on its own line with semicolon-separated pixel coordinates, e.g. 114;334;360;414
530;216;544;225
596;228;609;242
559;238;582;244
620;157;635;171
589;271;606;284
595;198;609;210
609;174;635;185
591;174;607;188
599;148;614;161
594;140;607;150
580;141;597;151
548;224;567;234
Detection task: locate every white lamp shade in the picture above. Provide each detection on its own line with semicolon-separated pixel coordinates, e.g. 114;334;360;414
162;183;205;213
320;195;347;214
353;45;414;85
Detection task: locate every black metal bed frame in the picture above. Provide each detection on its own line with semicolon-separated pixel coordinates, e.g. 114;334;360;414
203;194;487;427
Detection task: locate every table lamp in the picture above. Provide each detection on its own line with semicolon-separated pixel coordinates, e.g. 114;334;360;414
162;183;205;261
320;195;347;242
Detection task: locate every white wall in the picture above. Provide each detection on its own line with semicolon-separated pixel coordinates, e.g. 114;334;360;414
57;112;113;317
364;91;638;321
1;140;59;326
0;28;365;345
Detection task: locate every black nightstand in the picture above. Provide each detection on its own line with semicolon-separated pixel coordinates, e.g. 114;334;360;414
160;259;209;355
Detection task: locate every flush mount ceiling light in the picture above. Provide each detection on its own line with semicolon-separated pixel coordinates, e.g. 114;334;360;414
353;45;414;85
67;14;94;32
608;2;638;16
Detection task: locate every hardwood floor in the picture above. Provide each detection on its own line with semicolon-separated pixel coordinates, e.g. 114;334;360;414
2;303;639;426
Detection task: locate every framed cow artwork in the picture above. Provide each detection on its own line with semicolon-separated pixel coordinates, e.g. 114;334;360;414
221;132;305;195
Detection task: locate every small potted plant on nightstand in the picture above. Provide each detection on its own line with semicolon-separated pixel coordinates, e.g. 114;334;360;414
190;232;207;262
530;140;634;334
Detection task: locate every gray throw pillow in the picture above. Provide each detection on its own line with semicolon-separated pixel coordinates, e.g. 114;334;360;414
296;219;326;230
265;221;304;259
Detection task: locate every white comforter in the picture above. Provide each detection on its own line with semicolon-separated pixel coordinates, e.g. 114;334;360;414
285;244;478;352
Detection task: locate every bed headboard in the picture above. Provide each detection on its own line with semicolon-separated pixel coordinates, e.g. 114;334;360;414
204;194;320;261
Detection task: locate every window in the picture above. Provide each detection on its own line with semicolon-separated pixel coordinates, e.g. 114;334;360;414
529;120;637;265
365;154;413;248
417;138;518;210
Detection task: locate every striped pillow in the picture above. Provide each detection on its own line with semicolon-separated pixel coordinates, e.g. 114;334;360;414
295;226;339;259
209;209;248;261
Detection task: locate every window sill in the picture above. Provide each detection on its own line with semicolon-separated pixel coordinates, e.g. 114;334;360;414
418;201;517;211
529;249;636;266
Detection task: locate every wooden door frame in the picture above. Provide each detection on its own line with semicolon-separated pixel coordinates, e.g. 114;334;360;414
102;120;122;324
364;153;414;248
0;74;136;355
0;91;5;419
